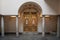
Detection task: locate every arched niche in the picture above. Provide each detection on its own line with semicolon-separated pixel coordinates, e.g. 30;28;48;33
18;2;42;32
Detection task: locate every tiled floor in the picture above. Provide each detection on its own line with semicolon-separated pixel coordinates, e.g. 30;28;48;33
0;34;60;40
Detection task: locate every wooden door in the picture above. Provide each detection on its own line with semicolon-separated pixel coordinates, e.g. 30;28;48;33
23;12;38;32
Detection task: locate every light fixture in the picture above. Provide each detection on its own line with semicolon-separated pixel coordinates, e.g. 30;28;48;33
18;14;20;17
10;14;20;18
45;15;50;17
11;16;16;17
40;14;50;17
40;14;42;17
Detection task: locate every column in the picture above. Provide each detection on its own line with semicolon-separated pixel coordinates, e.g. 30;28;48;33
42;15;45;37
16;16;19;37
57;15;60;37
1;16;4;37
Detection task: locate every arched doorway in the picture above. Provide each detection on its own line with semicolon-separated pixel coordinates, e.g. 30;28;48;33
18;2;42;32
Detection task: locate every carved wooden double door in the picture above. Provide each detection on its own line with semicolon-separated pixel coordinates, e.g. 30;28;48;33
23;12;38;32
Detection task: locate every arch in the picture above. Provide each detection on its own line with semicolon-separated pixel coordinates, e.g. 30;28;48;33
18;2;42;32
18;2;42;15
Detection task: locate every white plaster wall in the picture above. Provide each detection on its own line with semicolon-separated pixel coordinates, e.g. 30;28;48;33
0;0;2;15
42;0;59;15
1;0;18;15
0;0;59;15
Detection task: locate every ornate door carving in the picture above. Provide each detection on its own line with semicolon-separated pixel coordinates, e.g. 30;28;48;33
23;12;38;32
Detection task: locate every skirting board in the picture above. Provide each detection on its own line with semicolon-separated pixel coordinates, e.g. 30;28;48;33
0;32;57;35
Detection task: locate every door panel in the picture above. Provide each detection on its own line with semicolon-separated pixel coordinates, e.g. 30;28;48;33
23;12;38;32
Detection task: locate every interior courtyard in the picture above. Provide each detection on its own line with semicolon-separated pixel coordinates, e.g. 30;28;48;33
0;0;60;40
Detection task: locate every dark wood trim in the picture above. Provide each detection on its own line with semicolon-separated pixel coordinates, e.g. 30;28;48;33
38;32;50;34
0;32;22;35
2;15;18;16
